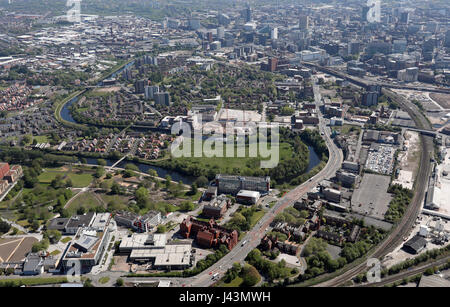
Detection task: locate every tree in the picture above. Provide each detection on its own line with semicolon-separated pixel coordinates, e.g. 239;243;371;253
30;220;40;232
125;163;139;171
135;187;149;206
172;181;185;197
241;265;261;287
83;278;94;287
97;159;107;166
31;238;49;252
51;175;64;189
116;278;124;287
77;206;86;215
165;175;172;190
21;135;32;145
111;182;121;195
156;225;167;233
94;166;105;178
195;176;208;187
65;178;73;188
179;201;195;212
188;183;198;196
44;230;62;244
100;181;110;191
0;221;11;234
147;169;157;178
153;179;161;191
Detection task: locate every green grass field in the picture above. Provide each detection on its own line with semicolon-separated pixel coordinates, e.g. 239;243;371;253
249;210;266;228
334;124;361;136
66;192;103;215
33;135;49;143
166;139;294;174
98;193;130;207
37;172;61;184
61;237;72;243
66;173;94;188
38;169;93;188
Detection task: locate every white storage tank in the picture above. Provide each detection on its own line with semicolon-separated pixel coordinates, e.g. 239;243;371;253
419;225;429;237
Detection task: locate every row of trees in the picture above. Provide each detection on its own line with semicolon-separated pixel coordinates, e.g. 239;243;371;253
385;184;413;222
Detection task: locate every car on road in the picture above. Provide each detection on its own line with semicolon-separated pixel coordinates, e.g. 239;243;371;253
241;240;247;246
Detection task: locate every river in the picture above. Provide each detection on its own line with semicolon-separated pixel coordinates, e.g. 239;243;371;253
81;145;321;186
306;145;321;173
60;94;81;123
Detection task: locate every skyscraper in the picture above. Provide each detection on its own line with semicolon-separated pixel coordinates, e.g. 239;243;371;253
217;26;225;39
299;15;309;30
445;30;450;48
400;11;410;24
270;27;278;40
154;92;172;106
245;5;252;22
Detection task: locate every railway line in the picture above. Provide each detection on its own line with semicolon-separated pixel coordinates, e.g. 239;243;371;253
358;256;450;287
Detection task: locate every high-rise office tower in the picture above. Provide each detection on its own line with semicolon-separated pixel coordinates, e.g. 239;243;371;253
400;11;409;24
245;5;252;22
270;27;278;40
217;26;225;39
299;15;309;30
445;30;450;48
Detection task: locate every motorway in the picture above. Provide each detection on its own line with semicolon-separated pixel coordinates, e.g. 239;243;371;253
119;78;344;287
314;77;435;287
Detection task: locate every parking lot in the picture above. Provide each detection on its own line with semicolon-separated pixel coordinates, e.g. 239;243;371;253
351;173;392;220
365;144;396;175
0;236;38;263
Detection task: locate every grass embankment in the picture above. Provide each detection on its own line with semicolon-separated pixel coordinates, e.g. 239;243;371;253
0;277;68;287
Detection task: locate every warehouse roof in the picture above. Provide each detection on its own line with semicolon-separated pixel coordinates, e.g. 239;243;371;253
403;235;427;253
237;190;260;197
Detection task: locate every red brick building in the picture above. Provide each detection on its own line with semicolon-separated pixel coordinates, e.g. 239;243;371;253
180;216;238;250
202;195;230;219
0;162;10;180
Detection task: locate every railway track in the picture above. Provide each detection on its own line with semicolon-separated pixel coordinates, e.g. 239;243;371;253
358;256;450;287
